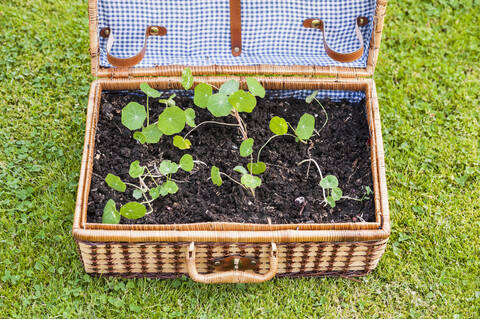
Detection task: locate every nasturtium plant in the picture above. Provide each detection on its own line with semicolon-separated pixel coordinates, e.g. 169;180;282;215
120;202;147;219
247;162;266;175
129;161;145;178
233;165;249;175
241;174;262;189
105;174;126;192
239;138;254;157
159;160;178;175
102;199;120;224
245;77;265;98
173;135;192;150
229;90;256;113
181;67;194;90
122;102;147;131
132;189;144;200
179;154;194;172
319;175;343;208
194;83;212;108
157;106;186;135
141;124;163;144
211;166;222;186
140;82;162;98
219;79;240;95
184;108;196;127
295;113;315;141
269;116;288;135
207;93;232;117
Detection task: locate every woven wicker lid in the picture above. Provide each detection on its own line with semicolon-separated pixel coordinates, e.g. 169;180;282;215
88;0;387;78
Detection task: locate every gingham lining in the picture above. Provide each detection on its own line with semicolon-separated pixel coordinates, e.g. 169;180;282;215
97;0;376;69
111;89;365;103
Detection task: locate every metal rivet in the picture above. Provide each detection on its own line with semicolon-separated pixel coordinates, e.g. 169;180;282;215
251;260;257;265
150;26;160;35
311;19;321;28
104;29;110;36
214;260;221;266
233;47;240;53
358;17;368;26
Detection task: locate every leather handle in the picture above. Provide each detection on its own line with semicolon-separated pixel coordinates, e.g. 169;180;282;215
303;17;368;63
229;0;242;56
186;242;278;284
100;26;167;68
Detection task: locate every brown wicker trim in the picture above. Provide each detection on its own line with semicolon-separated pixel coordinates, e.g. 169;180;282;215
72;76;390;243
87;0;387;78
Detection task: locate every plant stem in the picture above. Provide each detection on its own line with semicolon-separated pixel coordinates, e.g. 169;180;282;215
297;158;327;202
219;172;246;190
124;182;144;191
257;134;281;162
183;121;240;139
232;109;248;140
313;97;328;134
341;195;363;201
144;167;159;187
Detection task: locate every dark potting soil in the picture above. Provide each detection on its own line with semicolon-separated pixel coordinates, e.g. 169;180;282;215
87;91;375;224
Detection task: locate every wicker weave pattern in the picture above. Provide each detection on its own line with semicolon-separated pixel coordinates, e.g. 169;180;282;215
78;240;387;277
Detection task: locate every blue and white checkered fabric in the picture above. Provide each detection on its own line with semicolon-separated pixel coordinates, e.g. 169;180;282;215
97;0;376;69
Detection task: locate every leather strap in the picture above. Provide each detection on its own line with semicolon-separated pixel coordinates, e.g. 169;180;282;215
303;17;368;63
229;0;242;56
100;26;167;68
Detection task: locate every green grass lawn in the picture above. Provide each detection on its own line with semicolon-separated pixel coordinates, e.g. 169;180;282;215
0;0;479;317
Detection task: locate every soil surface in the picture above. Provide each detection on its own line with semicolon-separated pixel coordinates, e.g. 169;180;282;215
87;91;375;224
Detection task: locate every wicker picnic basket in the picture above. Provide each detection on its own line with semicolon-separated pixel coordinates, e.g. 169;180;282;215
73;0;390;283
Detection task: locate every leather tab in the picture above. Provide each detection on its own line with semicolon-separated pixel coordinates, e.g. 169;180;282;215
303;17;368;63
101;26;167;68
229;0;242;56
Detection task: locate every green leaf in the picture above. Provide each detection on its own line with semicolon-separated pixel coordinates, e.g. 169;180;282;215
365;186;373;195
246;77;265;98
331;187;343;201
211;166;222;186
142;124;163;144
102;199;120;224
319;175;339;189
239;138;254;157
159;160;178;175
179;154;194;172
162;180;179;194
140;82;161;98
132;189;143;200
305;90;319;104
269;116;288;135
326;196;336;208
133;131;146;144
228;90;256;113
129;160;145;178
105;174;126;192
149;186;161;200
121;102;147;131
219;79;239;95
295;113;315;140
233;165;248;175
157;106;186;135
207;93;232;117
173;135;192;150
193;83;213;108
181;68;194;90
240;174;262;189
185;108;196;127
247;162;266;175
120;202;147;219
167;94;176;107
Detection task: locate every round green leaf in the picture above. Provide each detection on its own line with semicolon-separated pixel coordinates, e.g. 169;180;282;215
240;174;262;189
120;202;147;219
132;189;143;200
228;90;256;113
269;116;288;135
185;108;196;127
121;102;147;131
319;175;339;189
149;186;161;200
133;131;146;144
295;113;315;140
179;154;194;172
142;124;163;144
129;160;145;178
207;93;232;117
305;90;319;104
211;166;222;186
247;162;266;175
159;160;178;175
326;196;336;208
181;68;194;90
140;82;161;98
219;79;239;95
105;174;126;192
173;135;192;150
194;83;213;108
162;180;179;194
157;106;186;135
102;199;120;224
239;138;254;157
331;187;343;201
233;165;248;175
246;77;265;98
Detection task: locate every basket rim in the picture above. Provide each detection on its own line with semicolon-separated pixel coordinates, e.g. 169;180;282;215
87;0;387;78
73;76;390;243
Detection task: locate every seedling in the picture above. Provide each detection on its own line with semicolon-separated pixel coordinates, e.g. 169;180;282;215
210;165;261;197
102;154;195;224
